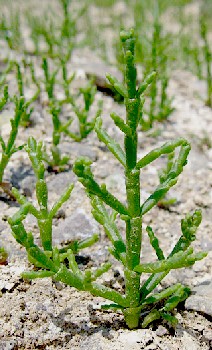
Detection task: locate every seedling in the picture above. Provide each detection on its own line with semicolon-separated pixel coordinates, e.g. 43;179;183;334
0;91;28;197
8;137;75;252
15;62;40;127
138;15;174;130
8;136;98;267
65;79;103;142
0;247;8;265
43;100;71;171
26;0;77;58
9;30;206;330
200;14;212;107
42;57;58;101
0;10;23;51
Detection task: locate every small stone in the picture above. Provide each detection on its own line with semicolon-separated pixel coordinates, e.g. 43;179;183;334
0;340;18;350
185;281;212;317
52;208;98;244
62;142;98;161
156;325;168;337
47;171;76;196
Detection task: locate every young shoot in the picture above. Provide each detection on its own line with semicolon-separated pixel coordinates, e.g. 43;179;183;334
200;14;212;108
8;136;99;271
65;79;103;142
15;61;40;127
0;91;28;196
43;100;71;172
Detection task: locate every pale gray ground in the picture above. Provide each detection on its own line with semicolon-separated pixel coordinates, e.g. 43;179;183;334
0;1;212;349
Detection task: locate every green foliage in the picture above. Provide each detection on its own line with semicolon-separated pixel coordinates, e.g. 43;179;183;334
0;246;8;264
8;137;74;252
15;62;40;127
0;10;23;51
9;30;206;330
0;93;28;186
26;0;79;58
157;152;177;209
136;11;174;129
43;100;71;171
199;12;212;107
65;79;103;142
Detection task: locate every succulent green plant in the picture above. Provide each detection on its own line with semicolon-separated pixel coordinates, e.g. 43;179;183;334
200;13;212;107
0;246;8;265
8;137;75;252
137;13;174;129
8;29;206;330
0;91;29;195
0;10;23;51
15;62;40;127
64;79;103;142
72;30;206;328
43;100;71;171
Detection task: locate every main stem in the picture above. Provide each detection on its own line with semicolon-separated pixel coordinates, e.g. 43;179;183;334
122;32;142;329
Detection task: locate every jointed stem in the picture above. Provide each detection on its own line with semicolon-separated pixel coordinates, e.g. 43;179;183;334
122;31;142;328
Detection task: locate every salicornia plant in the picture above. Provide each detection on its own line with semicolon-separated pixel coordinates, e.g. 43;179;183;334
8;136;98;266
42;57;58;101
8;137;75;252
199;13;212;108
65;79;103;142
8;30;206;330
15;61;40;127
43;100;71;171
138;12;174;130
0;91;27;195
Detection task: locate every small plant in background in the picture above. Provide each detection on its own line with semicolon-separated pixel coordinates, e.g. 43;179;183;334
136;11;174;130
8;137;74;252
0;90;28;197
15;62;40;127
9;30;206;330
42;57;58;102
26;0;80;58
60;55;75;102
0;10;23;51
0;61;14;88
43;100;72;172
0;246;8;265
65;79;103;142
8;136;98;265
199;12;212;108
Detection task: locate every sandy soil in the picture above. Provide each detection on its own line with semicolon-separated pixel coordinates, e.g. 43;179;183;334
0;1;211;349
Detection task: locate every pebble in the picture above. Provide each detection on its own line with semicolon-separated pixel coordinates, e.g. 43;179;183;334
52;208;98;244
185;281;212;317
47;171;76;196
156;325;168;337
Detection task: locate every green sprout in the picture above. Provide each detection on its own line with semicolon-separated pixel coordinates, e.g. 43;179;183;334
0;10;23;51
200;13;212;107
26;0;77;58
15;62;40;127
42;57;58;101
8;30;206;330
8;137;75;252
65;79;103;142
8;136;99;273
137;13;174;130
0;92;28;196
43;100;71;171
0;247;8;265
